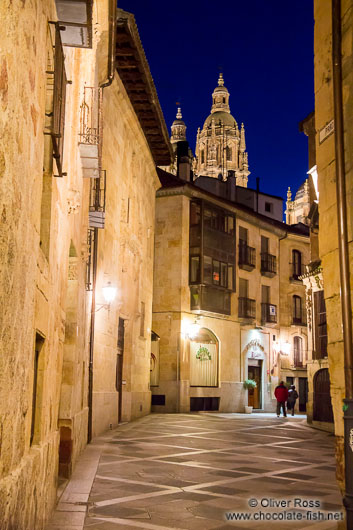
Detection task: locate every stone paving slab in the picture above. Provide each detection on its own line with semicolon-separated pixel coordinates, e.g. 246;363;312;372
46;413;346;530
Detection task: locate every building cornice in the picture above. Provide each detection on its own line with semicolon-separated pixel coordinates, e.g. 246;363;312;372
115;10;173;166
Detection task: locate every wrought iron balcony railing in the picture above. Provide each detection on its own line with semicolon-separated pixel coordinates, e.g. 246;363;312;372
238;297;256;319
238;241;256;271
261;303;277;324
292;311;307;326
261;252;277;277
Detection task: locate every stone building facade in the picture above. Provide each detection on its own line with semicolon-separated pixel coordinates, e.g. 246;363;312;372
312;0;353;489
0;3;171;529
152;111;310;414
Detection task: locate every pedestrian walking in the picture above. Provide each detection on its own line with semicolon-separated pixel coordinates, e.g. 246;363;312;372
274;381;288;417
287;385;299;416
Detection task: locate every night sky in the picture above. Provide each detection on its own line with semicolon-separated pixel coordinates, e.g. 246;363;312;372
119;1;315;201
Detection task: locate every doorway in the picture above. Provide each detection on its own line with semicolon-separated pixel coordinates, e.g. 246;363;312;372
299;377;307;412
313;369;333;422
248;360;262;408
116;318;125;422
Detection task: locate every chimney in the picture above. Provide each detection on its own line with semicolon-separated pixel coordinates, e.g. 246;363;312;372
176;141;191;182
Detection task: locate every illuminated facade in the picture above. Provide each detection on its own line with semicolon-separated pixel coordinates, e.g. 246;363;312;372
151;161;310;413
194;74;250;185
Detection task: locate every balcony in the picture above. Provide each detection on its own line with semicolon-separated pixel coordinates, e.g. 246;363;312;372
89;171;106;229
292;312;307;326
238;298;256;319
261;303;277;324
290;264;305;282
261;253;276;277
190;285;231;315
78;87;102;178
238;242;256;271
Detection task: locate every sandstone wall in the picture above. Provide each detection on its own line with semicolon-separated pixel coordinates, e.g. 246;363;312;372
314;0;353;490
0;1;108;527
91;72;160;434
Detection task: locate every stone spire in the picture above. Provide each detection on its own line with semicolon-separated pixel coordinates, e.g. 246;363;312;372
211;73;230;114
240;123;246;152
171;107;186;144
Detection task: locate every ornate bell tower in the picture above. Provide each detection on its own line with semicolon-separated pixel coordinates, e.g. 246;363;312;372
194;74;249;187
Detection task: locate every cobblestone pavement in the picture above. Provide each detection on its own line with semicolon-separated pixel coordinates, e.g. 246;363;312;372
47;413;345;530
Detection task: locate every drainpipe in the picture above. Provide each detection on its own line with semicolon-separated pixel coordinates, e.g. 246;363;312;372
332;0;353;525
100;0;116;89
87;227;98;443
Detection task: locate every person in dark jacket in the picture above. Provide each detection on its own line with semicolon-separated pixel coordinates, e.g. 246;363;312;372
287;385;299;416
274;381;288;417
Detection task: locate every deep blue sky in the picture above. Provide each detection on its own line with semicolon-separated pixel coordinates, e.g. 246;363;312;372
119;1;314;200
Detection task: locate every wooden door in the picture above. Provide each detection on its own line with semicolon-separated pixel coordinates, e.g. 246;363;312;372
313;369;333;422
248;364;261;408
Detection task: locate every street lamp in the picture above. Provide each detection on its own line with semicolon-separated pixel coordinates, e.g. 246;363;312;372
96;281;117;311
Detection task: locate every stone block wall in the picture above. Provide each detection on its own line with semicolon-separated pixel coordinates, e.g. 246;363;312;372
91;72;160;434
314;0;353;490
0;0;109;527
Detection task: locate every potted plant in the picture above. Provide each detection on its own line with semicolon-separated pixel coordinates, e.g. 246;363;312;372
243;379;257;414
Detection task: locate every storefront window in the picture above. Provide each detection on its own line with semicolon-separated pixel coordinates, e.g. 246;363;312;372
190;328;218;387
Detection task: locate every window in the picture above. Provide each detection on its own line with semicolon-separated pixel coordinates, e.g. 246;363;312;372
239;278;248;298
201;149;205;164
293;295;302;323
204;207;212;228
239;226;248;244
31;333;45;445
226;146;232;161
293;336;303;367
140;302;145;337
228;265;234;290
262;285;270;304
314;291;327;359
220;262;227;287
117;317;125;354
292;250;302;279
265;202;273;213
203;256;212;283
226;215;234;235
190;201;201;226
45;23;67;178
190;256;200;283
261;236;269;254
223;97;226;103
213;260;220;285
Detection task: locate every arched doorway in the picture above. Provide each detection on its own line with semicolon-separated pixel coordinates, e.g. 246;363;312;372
313;368;334;423
190;328;218;387
189;328;219;412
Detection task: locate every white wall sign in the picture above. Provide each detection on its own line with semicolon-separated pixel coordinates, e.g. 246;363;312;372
319;119;334;144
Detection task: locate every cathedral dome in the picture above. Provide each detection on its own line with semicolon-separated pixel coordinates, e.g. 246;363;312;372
204;111;237;129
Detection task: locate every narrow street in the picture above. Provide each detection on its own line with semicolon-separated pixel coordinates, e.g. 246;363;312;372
47;414;344;530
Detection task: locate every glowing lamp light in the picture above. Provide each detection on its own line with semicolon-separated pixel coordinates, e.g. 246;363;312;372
188;321;200;339
281;341;291;355
102;282;117;305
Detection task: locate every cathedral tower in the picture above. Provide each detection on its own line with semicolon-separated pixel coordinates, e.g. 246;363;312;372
194;74;249;187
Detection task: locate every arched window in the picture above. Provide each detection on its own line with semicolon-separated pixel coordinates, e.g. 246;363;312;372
293;295;303;324
226;146;232;161
292;250;302;279
201;149;204;164
293;336;303;367
190;328;218;387
223;97;226;103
